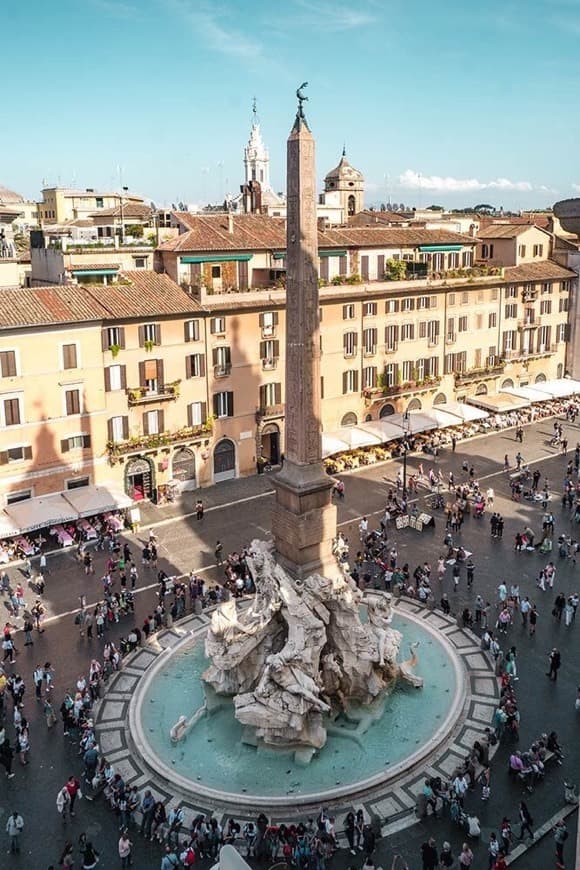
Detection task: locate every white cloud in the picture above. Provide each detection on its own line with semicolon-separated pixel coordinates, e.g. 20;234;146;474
167;0;263;59
293;0;375;31
399;170;536;193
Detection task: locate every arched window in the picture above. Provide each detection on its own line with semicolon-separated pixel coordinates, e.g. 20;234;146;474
433;392;447;405
535;373;547;383
407;398;422;411
475;383;488;395
341;412;358;427
501;378;514;389
125;457;153;501
213;439;236;482
365;414;372;422
347;194;356;216
379;403;395;418
172;448;196;487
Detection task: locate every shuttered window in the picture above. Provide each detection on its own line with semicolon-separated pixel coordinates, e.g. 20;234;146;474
107;416;129;442
184;320;200;342
213;391;234;418
187;402;207;427
4;398;21;426
185;354;205;378
62;344;78;370
0;351;17;377
65;389;81;415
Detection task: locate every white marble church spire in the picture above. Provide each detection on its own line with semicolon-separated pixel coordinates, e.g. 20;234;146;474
243;98;271;190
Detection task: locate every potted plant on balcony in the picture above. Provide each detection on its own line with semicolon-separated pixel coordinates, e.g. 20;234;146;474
144;339;155;352
110;343;121;359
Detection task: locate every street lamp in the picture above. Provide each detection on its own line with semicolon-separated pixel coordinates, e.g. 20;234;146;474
401;410;411;499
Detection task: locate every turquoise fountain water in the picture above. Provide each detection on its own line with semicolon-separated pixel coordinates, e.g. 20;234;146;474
139;614;457;798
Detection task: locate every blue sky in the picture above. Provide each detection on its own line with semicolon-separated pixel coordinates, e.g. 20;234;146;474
3;0;580;210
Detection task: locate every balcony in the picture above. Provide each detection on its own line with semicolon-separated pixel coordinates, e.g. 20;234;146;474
261;357;278;371
214;363;232;378
522;289;538;302
445;334;456;345
126;381;180;405
384;344;398;354
255;403;285;421
503;345;555;362
363;347;377;357
363;376;441;404
518;316;541;330
428;338;439;348
106;421;213;463
455;363;505;385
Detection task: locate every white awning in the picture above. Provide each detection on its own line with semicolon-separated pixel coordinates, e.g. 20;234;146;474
357;420;409;442
322;434;351;458
467;394;530;413
0;511;19;537
63;484;133;518
501;385;552;402
421;407;468;428
530;378;580;398
388;412;437;434
325;426;383;450
443;401;489;422
5;492;78;534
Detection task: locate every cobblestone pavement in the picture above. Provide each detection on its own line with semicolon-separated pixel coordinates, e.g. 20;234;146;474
1;415;579;868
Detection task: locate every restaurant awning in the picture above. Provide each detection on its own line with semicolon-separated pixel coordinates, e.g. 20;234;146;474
443;401;489;422
0;511;19;538
467;394;530;413
63;484;133;518
357;420;409;442
501;385;552;402
325;426;383;450
322;434;351;458
530;378;580;398
5;493;78;534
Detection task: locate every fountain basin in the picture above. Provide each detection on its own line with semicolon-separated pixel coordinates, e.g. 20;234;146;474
130;609;466;808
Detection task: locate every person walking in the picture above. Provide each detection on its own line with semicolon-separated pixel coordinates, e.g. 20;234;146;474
57;785;71;823
439;841;454;868
529;604;538;637
547;647;561;681
458;842;474;867
118;829;133;868
65;775;82;816
79;833;100;869
520;597;530;628
420;837;438;870
553;819;568;868
195;499;204;520
517;801;534;841
59;841;74;869
215;541;224;567
5;810;23;854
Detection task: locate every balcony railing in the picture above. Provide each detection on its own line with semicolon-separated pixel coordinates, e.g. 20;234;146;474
126;381;180;405
255;403;285;421
518;316;541;330
106;421;213;463
214;363;232;378
454;363;505;385
503;345;555;361
363;376;441;403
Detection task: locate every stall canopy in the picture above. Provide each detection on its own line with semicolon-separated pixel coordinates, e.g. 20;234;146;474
420;407;469;428
5;492;78;534
443;401;490;422
467;394;530;413
63;484;133;518
529;378;580;399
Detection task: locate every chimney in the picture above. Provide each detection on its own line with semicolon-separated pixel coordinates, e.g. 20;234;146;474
469;223;477;238
228;212;234;234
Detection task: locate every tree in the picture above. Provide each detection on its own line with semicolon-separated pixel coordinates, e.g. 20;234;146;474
385;258;407;281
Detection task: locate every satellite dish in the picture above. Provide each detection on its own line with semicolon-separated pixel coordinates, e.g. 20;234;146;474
150;201;157;210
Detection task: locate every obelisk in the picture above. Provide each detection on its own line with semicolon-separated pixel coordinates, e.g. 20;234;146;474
271;87;337;580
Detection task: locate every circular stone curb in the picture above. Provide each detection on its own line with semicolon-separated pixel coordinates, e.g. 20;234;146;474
94;600;499;829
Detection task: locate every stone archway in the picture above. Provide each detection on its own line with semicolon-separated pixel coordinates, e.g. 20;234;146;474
125;456;154;501
379;403;395;418
501;378;514;389
213;438;236;483
261;423;280;466
433;392;447;405
172;448;196;491
475;383;488;395
535;373;547;383
341;412;358;427
407;398;422;411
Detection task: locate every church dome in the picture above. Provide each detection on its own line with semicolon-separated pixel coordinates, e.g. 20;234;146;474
324;151;364;185
0;185;25;205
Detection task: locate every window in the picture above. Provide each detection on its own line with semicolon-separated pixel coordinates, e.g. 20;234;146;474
6;490;31;505
487;346;497;366
448;252;460;268
185;353;205;378
401;297;415;312
559;297;569;313
0;445;32;464
461;292;469;305
134;257;147;269
260;382;282;408
213;391;234;418
212;346;231;376
342;304;355;320
446;317;455;341
402;360;413;382
343;332;358;357
474;348;482;368
557;323;567;343
101;326;125;351
384;363;398;387
62;343;78;370
541;282;551;295
139;322;161;346
108;416;128;443
504;304;517;319
533;244;544;257
506;286;517;299
211;265;221;279
476;314;483;330
66;477;90;490
518;244;527;257
418;296;429;309
488;312;497;329
363;328;377;356
427;320;440;345
401;323;414;341
342;370;359;394
444;351;467;374
561;280;570;292
61;434;91;452
538;325;551;352
260;340;279;369
95;197;104;208
503;330;517;352
0;351;17;378
481;243;494;259
259;311;279;336
363;366;377;389
210;317;226;335
143;410;163;435
427;356;439;377
458;316;468;332
430;295;437;309
105;364;126;392
139;358;163;393
448;293;456;307
385;299;399;314
385;325;399;352
540;300;552;315
184;319;201;342
64;389;81;415
363;302;377;317
188;401;207;427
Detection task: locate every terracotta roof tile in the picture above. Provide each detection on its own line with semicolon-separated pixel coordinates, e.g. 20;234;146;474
69;263;121;271
87;271;199;318
0;286;107;329
477;224;549;239
503;260;576;281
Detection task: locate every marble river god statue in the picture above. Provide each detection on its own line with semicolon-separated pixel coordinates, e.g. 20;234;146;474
200;540;423;754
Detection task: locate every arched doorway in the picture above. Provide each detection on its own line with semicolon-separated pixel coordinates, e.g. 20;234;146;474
501;378;514;389
341;412;358;427
379;403;395;418
433;392;447;405
407;398;422;411
125;457;153;501
475;383;488;395
172;448;196;490
213;439;236;483
261;424;280;466
535;373;547;383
